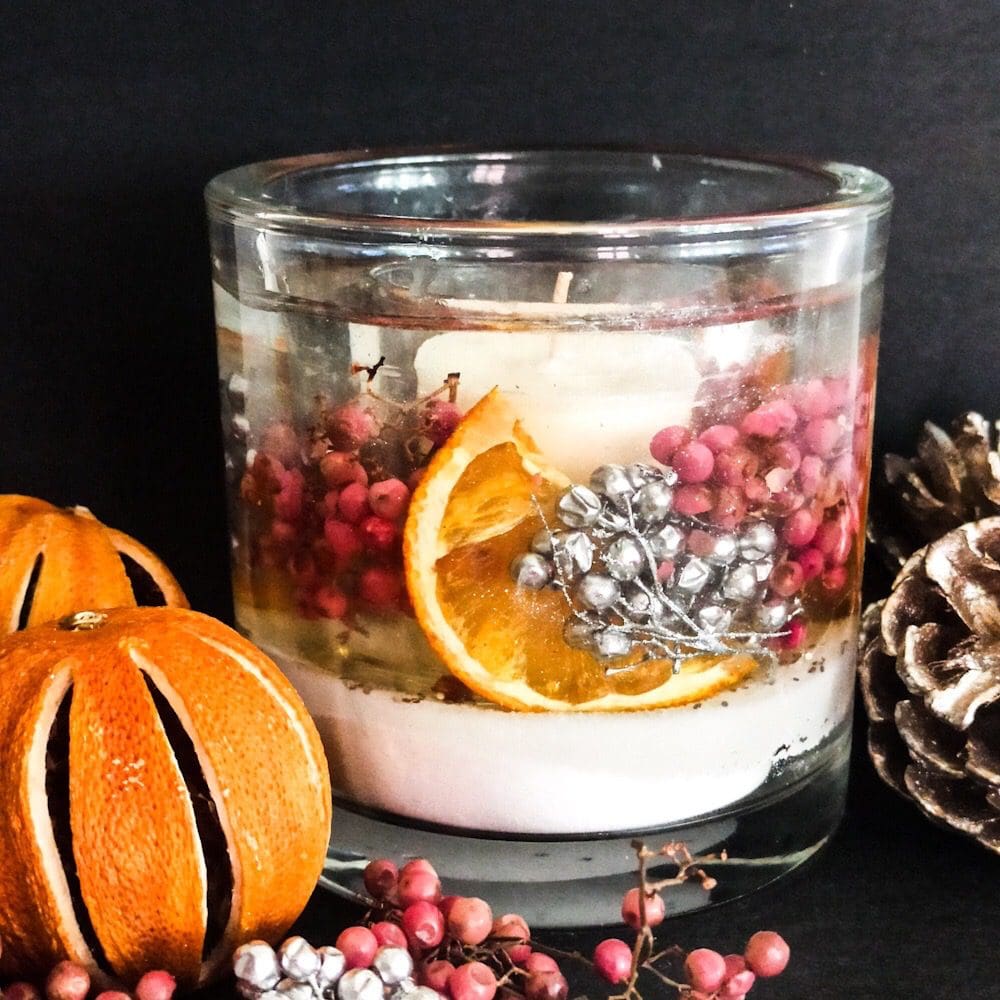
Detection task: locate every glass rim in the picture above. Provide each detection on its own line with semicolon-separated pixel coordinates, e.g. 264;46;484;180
205;145;893;240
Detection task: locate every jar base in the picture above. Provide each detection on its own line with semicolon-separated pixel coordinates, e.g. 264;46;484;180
318;723;850;927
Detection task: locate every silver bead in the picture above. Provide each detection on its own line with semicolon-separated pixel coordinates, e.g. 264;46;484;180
603;537;644;581
530;529;554;557
756;600;790;630
227;373;249;411
276;980;314;1000
372;947;414;986
698;604;734;632
279;937;321;981
592;628;633;660
510;552;552;589
337;969;383;1000
234;941;282;990
554;531;595;575
388;980;417;999
753;557;775;583
316;947;346;987
622;584;654;617
625;462;656;488
589;464;634;508
739;522;778;561
635;481;674;523
705;533;738;566
557;485;603;528
676;556;713;594
721;564;759;601
232;413;251;442
563;618;596;649
649;523;686;560
576;573;621;610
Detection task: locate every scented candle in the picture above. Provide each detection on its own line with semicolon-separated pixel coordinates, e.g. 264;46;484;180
207;149;891;923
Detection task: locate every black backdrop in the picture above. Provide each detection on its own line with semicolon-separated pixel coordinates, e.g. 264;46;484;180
3;4;1000;997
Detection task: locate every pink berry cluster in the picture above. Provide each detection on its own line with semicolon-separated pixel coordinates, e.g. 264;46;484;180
238;387;461;622
0;951;175;1000
353;857;570;1000
649;365;874;649
681;934;790;999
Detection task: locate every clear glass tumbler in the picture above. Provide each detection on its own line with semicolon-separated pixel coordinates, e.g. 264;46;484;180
206;149;891;924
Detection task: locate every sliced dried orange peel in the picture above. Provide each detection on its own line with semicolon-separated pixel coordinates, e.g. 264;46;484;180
403;389;757;711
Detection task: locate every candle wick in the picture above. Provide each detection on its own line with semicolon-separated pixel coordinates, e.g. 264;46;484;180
552;270;573;305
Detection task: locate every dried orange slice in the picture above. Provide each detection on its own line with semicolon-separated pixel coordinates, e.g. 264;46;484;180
404;389;757;711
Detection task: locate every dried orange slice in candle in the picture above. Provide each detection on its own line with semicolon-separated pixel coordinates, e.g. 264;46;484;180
403;389;757;711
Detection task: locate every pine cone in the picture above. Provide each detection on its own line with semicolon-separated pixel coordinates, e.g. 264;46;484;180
859;518;1000;853
868;411;1000;568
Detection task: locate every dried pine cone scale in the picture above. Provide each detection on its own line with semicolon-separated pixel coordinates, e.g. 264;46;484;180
859;518;1000;854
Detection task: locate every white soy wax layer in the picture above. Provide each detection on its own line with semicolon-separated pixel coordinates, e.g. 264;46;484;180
240;605;857;835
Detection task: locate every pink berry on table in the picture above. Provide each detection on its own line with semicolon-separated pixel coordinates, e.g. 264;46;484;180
324;519;363;562
524;971;569;1000
328;404;379;450
359;566;403;608
672;441;715;483
674;484;715;516
720;969;756;997
745;930;791;978
621;886;666;929
593;938;633;984
321;450;360;487
135;971;177;1000
421;959;455;992
338;481;371;523
363;858;399;898
336;925;379;969
45;962;91;1000
369;478;411;521
447;962;497;1000
782;508;818;547
770;560;805;597
422;400;462;446
359;515;398;552
524;953;560;974
446;895;494;945
403;901;445;949
397;859;441;902
802;417;843;457
372;921;409;949
649;425;691;464
698;424;741;454
684;948;727;993
492;913;531;962
313;585;349;620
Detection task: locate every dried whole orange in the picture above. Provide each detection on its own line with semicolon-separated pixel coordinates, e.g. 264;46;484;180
0;495;187;634
0;607;331;988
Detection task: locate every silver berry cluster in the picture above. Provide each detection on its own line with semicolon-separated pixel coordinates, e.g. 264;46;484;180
510;462;798;673
234;938;440;1000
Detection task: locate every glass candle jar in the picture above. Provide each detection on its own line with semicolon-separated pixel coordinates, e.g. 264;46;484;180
206;149;891;924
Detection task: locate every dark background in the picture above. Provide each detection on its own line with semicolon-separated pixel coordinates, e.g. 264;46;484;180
3;2;999;997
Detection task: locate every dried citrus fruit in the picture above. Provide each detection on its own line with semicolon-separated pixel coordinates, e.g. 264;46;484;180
404;390;756;711
0;607;330;987
0;495;187;633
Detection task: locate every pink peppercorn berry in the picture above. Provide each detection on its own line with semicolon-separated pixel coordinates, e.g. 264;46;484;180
684;948;727;993
524;971;569;1000
359;566;403;608
593;938;633;984
524;953;559;975
135;971;177;1000
770;560;805;597
372;920;409;949
422;400;462;446
94;993;132;1000
621;886;666;929
698;424;741;454
338;481;371;523
672;441;715;483
369;478;410;521
447;961;498;1000
649;425;691;464
320;450;359;487
363;858;399;898
324;519;363;562
313;585;348;620
45;963;91;1000
492;913;531;962
336;925;379;968
782;508;819;547
421;960;456;992
797;546;826;580
359;515;398;552
674;484;714;516
446;895;494;945
745;930;791;977
402;900;446;949
6;986;42;1000
328;404;379;450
